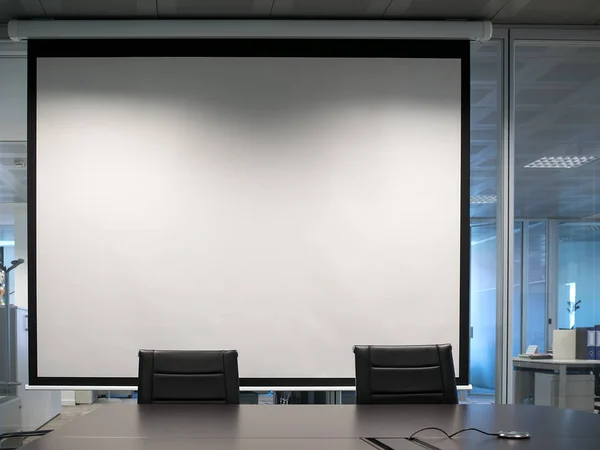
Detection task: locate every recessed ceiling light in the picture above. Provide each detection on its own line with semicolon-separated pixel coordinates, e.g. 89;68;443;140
470;195;497;204
524;156;598;169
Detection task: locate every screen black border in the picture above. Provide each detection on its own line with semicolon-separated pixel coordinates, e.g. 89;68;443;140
27;38;470;388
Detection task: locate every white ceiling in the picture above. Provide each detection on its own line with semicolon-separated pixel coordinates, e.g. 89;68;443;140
0;0;600;23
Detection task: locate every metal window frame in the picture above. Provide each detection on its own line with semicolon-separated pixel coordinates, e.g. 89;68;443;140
504;27;600;404
519;220;550;355
492;26;511;405
547;219;559;351
468;30;509;404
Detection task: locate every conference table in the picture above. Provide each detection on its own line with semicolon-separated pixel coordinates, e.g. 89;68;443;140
23;403;600;450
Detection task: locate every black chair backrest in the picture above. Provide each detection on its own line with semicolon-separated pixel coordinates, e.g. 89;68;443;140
353;344;458;404
138;349;240;404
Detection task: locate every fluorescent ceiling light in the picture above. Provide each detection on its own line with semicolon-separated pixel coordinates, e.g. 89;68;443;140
470;195;497;204
524;156;598;169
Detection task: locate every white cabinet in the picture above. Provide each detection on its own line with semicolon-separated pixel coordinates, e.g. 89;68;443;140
15;307;62;429
534;373;595;411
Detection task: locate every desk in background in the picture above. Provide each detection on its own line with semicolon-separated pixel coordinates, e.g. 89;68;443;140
513;357;600;410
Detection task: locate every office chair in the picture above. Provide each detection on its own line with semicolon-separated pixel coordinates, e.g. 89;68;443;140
353;344;458;404
138;349;240;404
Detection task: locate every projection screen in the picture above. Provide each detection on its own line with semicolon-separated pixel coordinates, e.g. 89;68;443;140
28;40;470;387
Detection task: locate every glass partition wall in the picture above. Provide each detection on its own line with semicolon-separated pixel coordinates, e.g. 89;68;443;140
469;40;503;402
0;45;33;435
511;33;600;410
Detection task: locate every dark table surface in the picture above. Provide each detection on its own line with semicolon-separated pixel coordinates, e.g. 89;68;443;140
25;404;600;450
381;437;600;450
23;437;421;450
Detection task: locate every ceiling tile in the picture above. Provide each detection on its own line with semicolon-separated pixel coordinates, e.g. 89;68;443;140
158;0;273;17
471;61;502;83
514;110;539;125
516;88;575;105
557;108;600;126
479;111;499;125
0;0;45;21
0;142;26;156
576;46;600;57
384;0;509;19
471;88;492;104
0;58;27;142
538;62;600;83
271;0;390;18
493;0;600;24
39;0;157;18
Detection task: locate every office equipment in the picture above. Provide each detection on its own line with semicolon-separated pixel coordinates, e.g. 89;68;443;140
22;404;600;450
553;329;576;359
513;357;600;408
137;350;239;404
517;345;551;359
575;328;589;359
587;328;595;359
404;426;532;448
29;39;470;388
354;344;458;404
497;431;531;439
595;326;600;360
524;345;538;355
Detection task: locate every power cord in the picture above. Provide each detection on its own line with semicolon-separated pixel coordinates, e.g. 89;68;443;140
408;427;500;440
364;428;529;450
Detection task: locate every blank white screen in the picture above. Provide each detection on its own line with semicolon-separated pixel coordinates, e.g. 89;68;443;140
35;56;462;381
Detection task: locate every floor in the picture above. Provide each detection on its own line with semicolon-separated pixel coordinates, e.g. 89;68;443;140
22;399;133;446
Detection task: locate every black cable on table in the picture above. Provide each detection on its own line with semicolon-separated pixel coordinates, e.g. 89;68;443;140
408;426;500;440
448;428;500;438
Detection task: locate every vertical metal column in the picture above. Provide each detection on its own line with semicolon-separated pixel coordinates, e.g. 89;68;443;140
547;220;559;351
495;27;513;405
521;221;530;354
